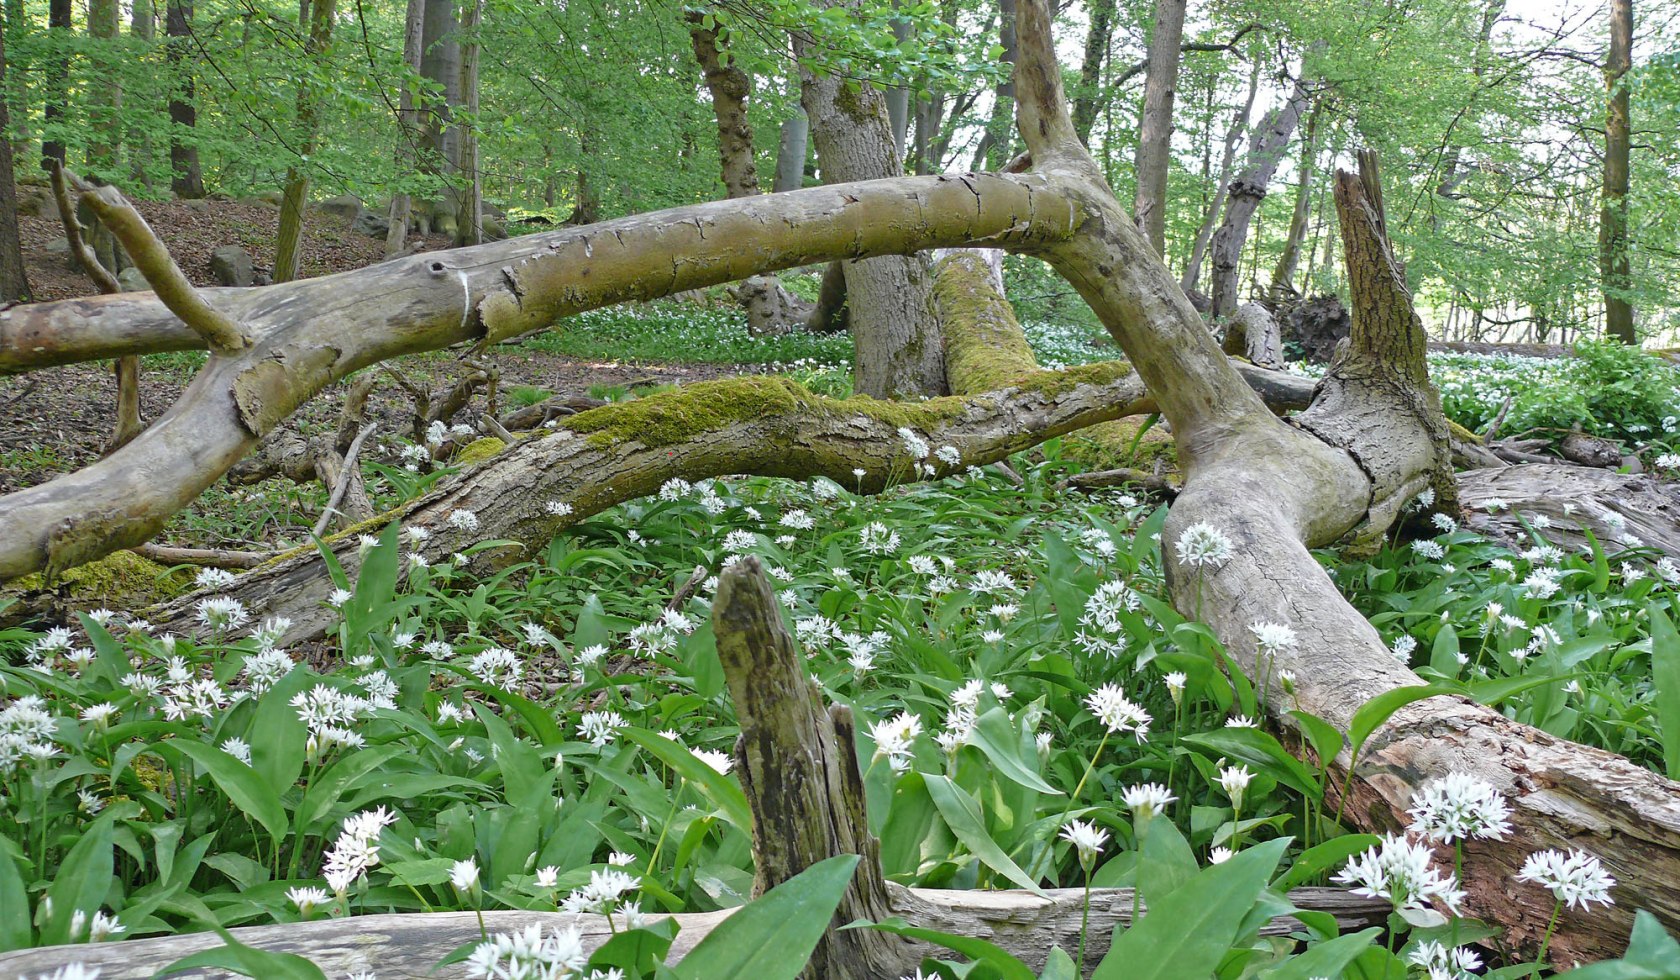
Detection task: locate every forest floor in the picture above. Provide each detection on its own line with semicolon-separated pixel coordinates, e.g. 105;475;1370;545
0;196;761;497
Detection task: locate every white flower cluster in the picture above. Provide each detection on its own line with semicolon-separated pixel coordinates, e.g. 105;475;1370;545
464;923;589;980
0;696;59;774
1517;848;1617;910
1075;580;1141;659
1406;771;1512;844
322;806;399;896
1085;684;1150;741
559;867;640;916
1331;833;1465;920
868;711;923;773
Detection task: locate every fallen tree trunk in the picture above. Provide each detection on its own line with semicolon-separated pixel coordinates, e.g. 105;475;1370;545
1459;463;1680;558
0;885;1388;979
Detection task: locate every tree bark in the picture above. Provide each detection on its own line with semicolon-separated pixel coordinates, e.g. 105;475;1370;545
0;24;29;303
86;0;122;176
127;0;157;190
420;0;462;171
1267;98;1320;300
1208;76;1309;319
1181;55;1259;295
165;0;203;199
42;0;71;167
796;10;946;399
384;0;426;257
1599;0;1634;343
453;0;483;247
1071;0;1116;145
1131;0;1186;257
273;0;338;283
969;0;1016;172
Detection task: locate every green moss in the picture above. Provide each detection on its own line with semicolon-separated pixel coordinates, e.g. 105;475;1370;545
935;252;1041;394
455;437;508;465
565;377;822;448
1061;417;1180;474
9;551;192;609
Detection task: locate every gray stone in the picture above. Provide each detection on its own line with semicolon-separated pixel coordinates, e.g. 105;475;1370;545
46;236;70;255
480;216;507;241
251;189;285;207
181;199;210;214
117;267;149;292
351;208;390;238
210;245;255;287
316;193;364;221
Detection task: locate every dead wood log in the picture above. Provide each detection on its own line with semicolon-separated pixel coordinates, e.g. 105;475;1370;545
1221;302;1285;369
128;544;282;569
1459;463;1680;558
0;886;1390;979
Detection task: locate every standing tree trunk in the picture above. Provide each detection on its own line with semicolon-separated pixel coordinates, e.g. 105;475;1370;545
1131;0;1187;258
128;0;156;191
1599;0;1634;343
1267;98;1321;300
86;0;122;177
165;0;203;198
384;0;426;257
969;0;1016;171
1181;56;1260;295
420;0;462;235
1209;75;1309;319
0;24;30;303
453;0;483;247
797;14;946;398
272;0;338;283
42;0;71;167
1071;0;1116;146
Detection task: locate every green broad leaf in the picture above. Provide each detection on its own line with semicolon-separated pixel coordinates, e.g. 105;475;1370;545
621;728;752;833
669;854;858;980
588;919;680;977
1286;709;1344;770
968;705;1061;795
1038;947;1078;980
1558;911;1680;978
1136;819;1198;907
42;812;117;945
1348;685;1452;767
155;926;330;979
923;774;1045;894
878;771;938;877
246;665;313;795
1649;605;1680;780
163;740;289;846
858;918;1035;980
470;683;566;748
1183;728;1320;798
77;612;132;689
1258;927;1382;978
1273;834;1381;892
1091;837;1290;980
0;833;31;951
1429;624;1461;679
572;594;609;651
1461;672;1578;707
294;744;407;832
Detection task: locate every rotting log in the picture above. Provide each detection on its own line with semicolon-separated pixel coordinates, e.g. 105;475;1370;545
0;886;1390;979
1458;463;1680;558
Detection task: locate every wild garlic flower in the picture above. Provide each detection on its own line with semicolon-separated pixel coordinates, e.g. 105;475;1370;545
897;426;930;460
859;521;901;555
1175;523;1233;570
464;923;586;980
1059;819;1109;865
468;647;524;689
195;596;250;633
1249;621;1297;656
1217;765;1254;809
287;885;331;917
560;868;639;915
195;567;238;590
1162;671;1187;704
1408;940;1482;980
970;569;1019;595
868;712;923;773
220;737;253;766
446;509;480;532
935;445;962;466
779;509;815;530
1413;540;1446;561
1208;846;1234;865
577;711;625;747
1121;783;1176;820
450;857;480;895
1408;772;1513;844
693;749;733;775
1517;849;1616;910
1331;834;1464;918
545;499;575;516
1085;684;1151;741
323;806;398;896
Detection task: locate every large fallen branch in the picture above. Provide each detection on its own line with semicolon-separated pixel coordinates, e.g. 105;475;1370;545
1459;463;1680;559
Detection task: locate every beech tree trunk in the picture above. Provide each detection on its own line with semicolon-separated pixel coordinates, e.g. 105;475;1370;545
1131;0;1186;258
42;0;70;167
165;0;203;199
127;0;157;190
0;25;29;303
797;10;946;399
1267;99;1321;300
1599;0;1634;343
969;0;1016;172
273;0;338;283
1209;76;1310;319
1181;56;1259;295
453;0;483;247
87;0;122;176
384;0;427;257
1071;0;1116;146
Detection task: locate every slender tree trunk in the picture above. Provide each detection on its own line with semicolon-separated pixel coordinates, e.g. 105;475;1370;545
42;0;71;167
969;0;1015;171
1131;0;1186;257
1209;75;1310;319
0;25;30;303
797;14;946;397
165;0;203;198
273;0;338;283
1071;0;1116;145
453;0;483;247
128;0;156;190
86;0;122;176
1181;56;1260;295
5;0;30;159
886;12;911;154
1268;99;1321;300
420;0;461;179
385;0;426;257
774;106;808;193
1600;0;1634;342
